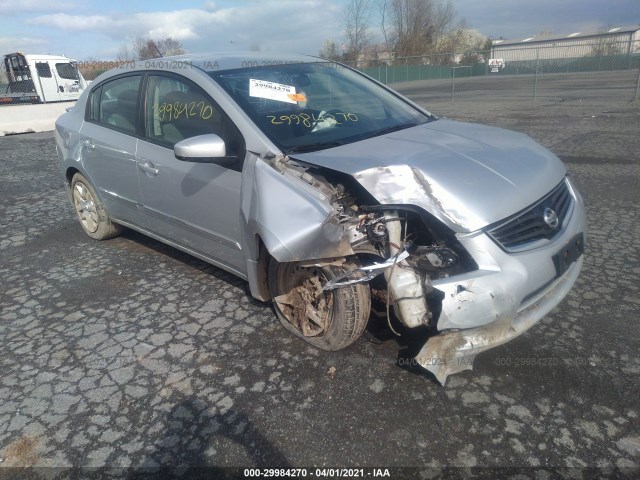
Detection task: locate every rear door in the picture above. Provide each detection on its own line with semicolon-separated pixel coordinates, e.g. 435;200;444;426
79;74;144;224
136;73;246;276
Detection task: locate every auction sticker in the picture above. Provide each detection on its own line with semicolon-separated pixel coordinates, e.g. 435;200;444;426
250;79;297;104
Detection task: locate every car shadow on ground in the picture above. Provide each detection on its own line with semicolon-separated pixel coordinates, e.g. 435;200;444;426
117;228;264;307
118;227;440;385
128;397;291;479
364;301;440;385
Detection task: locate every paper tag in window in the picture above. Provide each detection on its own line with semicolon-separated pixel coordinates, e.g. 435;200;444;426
249;79;297;104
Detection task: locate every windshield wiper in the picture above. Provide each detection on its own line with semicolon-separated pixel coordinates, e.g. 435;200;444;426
286;141;344;154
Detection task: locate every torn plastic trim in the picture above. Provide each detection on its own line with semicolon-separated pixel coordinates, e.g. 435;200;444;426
322;250;411;291
415;255;584;385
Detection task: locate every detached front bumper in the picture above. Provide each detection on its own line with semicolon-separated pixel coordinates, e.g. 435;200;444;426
416;256;583;384
415;180;587;384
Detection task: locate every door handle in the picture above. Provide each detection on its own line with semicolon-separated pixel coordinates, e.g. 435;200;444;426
81;139;95;150
138;161;159;176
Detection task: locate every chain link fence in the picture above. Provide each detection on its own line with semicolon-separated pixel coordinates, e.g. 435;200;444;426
3;40;639;105
346;40;640;102
0;64;10;97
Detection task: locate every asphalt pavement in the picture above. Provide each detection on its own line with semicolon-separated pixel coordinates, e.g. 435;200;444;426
0;90;639;477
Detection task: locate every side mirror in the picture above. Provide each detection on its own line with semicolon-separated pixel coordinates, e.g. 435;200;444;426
174;134;237;165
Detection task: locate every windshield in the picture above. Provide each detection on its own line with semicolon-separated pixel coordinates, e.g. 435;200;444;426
211;62;434;153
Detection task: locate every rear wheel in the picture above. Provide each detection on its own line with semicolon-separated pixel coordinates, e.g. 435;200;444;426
268;258;371;351
70;173;122;240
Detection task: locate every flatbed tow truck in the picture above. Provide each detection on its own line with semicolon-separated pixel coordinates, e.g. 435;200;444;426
1;52;88;105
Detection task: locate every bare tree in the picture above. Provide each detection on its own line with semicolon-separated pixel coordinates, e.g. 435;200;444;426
378;0;392;55
431;0;455;51
392;0;433;57
115;45;132;62
129;36;186;60
131;37;157;60
382;0;457;58
344;0;372;64
156;38;187;56
318;40;343;61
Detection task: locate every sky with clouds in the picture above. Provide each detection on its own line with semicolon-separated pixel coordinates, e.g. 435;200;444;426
1;0;638;59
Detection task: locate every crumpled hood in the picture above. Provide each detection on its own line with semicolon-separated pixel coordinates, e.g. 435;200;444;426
293;119;566;232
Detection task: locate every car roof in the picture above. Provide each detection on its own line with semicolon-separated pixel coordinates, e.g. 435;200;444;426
132;52;324;72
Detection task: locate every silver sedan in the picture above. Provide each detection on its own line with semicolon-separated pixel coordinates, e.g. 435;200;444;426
54;53;586;384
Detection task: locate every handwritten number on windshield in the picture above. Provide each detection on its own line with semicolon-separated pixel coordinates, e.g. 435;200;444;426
267;112;358;127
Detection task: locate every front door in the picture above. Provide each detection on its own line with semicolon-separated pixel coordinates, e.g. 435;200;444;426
33;61;63;102
53;62;84;101
136;73;246;276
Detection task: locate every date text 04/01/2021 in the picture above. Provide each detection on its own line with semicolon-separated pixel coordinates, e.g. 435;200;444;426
243;468;391;477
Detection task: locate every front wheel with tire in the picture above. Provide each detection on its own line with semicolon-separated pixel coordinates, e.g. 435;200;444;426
269;258;371;351
70;173;122;240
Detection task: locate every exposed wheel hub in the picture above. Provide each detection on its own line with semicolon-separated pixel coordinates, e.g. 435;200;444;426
274;265;333;337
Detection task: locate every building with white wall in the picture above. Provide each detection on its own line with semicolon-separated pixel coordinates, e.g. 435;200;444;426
491;25;640;62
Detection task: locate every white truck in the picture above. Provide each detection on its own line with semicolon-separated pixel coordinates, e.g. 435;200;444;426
1;52;88;105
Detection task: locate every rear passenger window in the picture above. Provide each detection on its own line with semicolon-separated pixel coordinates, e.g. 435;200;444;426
90;75;141;134
144;75;244;159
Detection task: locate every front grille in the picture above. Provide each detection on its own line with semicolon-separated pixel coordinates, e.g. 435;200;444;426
487;179;573;251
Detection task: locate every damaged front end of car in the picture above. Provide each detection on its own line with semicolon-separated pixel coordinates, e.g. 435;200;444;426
246;154;586;385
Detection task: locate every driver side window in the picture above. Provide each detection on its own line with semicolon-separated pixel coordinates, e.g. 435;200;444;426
144;75;245;159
